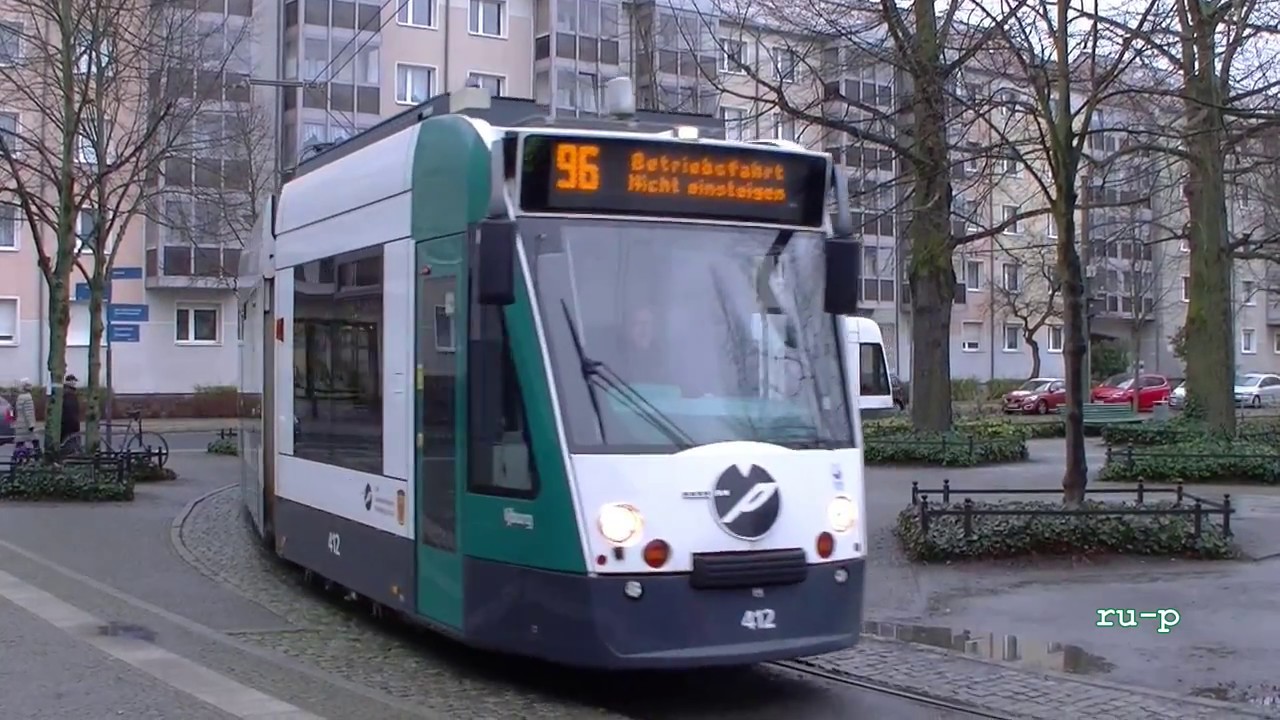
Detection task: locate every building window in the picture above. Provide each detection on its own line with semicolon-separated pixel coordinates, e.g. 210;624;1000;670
74;208;100;253
1241;328;1256;354
1274;330;1280;354
1048;325;1064;353
0;110;18;154
0;202;17;250
469;0;505;36
0;22;21;65
1001;262;1020;291
1180;274;1190;302
964;259;982;291
1242;280;1257;306
1002;324;1021;351
720;37;746;73
1002;205;1020;233
772;46;797;81
772;113;795;141
1046;219;1057;238
397;0;436;27
176;304;220;344
433;305;456;351
961;321;982;351
356;45;380;85
466;71;505;96
75;121;111;165
0;297;15;344
720;106;746;141
395;63;435;105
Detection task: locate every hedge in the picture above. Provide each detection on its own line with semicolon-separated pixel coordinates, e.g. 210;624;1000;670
207;437;238;456
0;463;134;501
864;417;1029;466
894;499;1236;561
1102;416;1280;447
1098;439;1280;484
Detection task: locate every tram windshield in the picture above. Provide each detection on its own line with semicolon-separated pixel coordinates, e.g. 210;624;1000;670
520;218;855;454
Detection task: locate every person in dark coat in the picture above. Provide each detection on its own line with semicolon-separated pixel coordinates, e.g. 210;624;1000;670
60;374;81;445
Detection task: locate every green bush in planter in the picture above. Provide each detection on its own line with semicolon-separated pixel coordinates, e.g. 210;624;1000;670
0;463;134;501
1098;439;1280;484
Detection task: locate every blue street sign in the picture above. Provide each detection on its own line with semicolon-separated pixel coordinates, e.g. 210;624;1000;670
74;282;112;301
107;324;140;342
111;266;143;280
107;303;149;323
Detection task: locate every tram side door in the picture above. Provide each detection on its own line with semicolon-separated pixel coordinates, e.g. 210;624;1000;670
414;235;465;630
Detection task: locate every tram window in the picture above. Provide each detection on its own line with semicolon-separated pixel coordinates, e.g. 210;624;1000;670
859;342;891;397
468;304;539;497
291;246;384;474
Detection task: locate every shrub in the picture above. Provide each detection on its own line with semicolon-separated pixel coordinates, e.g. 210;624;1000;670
0;463;134;501
129;457;177;482
207;437;238;456
894;499;1236;561
863;417;1030;466
1098;440;1280;484
1102;416;1280;447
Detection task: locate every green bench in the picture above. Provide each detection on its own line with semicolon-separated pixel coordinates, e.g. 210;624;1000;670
1082;402;1143;428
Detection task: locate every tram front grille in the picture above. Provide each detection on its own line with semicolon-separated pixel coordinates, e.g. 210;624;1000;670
689;549;808;590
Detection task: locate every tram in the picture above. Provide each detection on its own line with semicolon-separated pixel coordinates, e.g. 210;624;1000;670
237;77;868;669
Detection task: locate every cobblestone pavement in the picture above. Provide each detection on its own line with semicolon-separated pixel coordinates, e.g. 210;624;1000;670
178;470;1277;720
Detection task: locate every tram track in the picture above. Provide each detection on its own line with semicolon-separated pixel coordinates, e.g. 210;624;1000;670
770;659;1023;719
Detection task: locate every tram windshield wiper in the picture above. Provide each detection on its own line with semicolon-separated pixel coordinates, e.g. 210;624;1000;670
559;300;694;450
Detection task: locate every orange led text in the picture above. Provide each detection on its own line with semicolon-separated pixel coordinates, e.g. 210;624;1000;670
626;150;789;203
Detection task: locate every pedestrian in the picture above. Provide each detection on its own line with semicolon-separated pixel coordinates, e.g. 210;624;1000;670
14;378;38;455
60;374;80;447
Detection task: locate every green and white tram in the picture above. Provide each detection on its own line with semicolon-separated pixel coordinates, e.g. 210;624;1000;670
238;78;868;669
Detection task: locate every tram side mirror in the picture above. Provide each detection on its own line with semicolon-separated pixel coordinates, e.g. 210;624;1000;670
477;220;516;306
824;239;861;316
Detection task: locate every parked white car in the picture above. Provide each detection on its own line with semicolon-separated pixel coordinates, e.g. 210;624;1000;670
1169;381;1187;408
1234;373;1280;408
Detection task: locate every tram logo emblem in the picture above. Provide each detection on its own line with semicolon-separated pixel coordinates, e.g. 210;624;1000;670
363;483;373;511
706;464;781;541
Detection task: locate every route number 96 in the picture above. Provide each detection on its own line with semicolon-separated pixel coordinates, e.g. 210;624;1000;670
555;142;600;192
741;609;776;630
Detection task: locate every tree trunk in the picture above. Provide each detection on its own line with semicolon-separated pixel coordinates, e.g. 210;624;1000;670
1026;334;1042;378
1057;204;1089;504
43;271;70;453
904;0;955;432
1182;69;1235;434
1130;326;1142;415
85;272;105;450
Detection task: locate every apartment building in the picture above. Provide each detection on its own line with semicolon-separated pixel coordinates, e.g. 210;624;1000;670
2;0;1274;393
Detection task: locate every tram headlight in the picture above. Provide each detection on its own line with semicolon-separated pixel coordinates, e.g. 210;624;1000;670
598;503;644;546
827;495;856;534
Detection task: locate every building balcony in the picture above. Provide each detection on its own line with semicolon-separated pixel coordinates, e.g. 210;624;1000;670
145;244;240;289
1089;292;1155;321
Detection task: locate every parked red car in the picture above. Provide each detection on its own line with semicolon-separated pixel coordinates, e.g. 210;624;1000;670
1003;378;1067;415
1090;373;1171;411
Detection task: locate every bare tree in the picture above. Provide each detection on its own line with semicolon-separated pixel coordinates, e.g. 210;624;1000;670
987;234;1062;379
0;0;259;452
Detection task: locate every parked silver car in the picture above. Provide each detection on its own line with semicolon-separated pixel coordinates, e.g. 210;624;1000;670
1234;373;1280;408
1168;381;1186;408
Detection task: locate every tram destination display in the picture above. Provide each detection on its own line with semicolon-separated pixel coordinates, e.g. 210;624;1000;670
517;133;829;227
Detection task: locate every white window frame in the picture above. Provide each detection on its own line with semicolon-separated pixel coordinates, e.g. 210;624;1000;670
394;62;437;106
1274;330;1280;354
0;21;22;66
175;303;221;345
433;305;456;352
1001;205;1021;234
0;201;18;252
965;259;982;292
466;71;506;96
1002;324;1021;352
1047;324;1064;353
1180;274;1190;302
469;0;507;38
1046;218;1057;238
960;321;982;352
1179;238;1190;253
0;296;17;345
720;106;746;141
74;207;103;254
1001;262;1020;291
0;109;20;155
771;45;797;82
396;0;438;28
1242;279;1257;306
720;37;746;73
1241;327;1256;354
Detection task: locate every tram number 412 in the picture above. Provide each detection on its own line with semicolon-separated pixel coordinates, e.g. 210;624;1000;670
327;532;341;557
741;609;776;630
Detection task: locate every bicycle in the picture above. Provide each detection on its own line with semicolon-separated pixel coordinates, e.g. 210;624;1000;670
59;411;170;467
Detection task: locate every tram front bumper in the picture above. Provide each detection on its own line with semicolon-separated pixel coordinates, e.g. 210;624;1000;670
463;556;865;670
